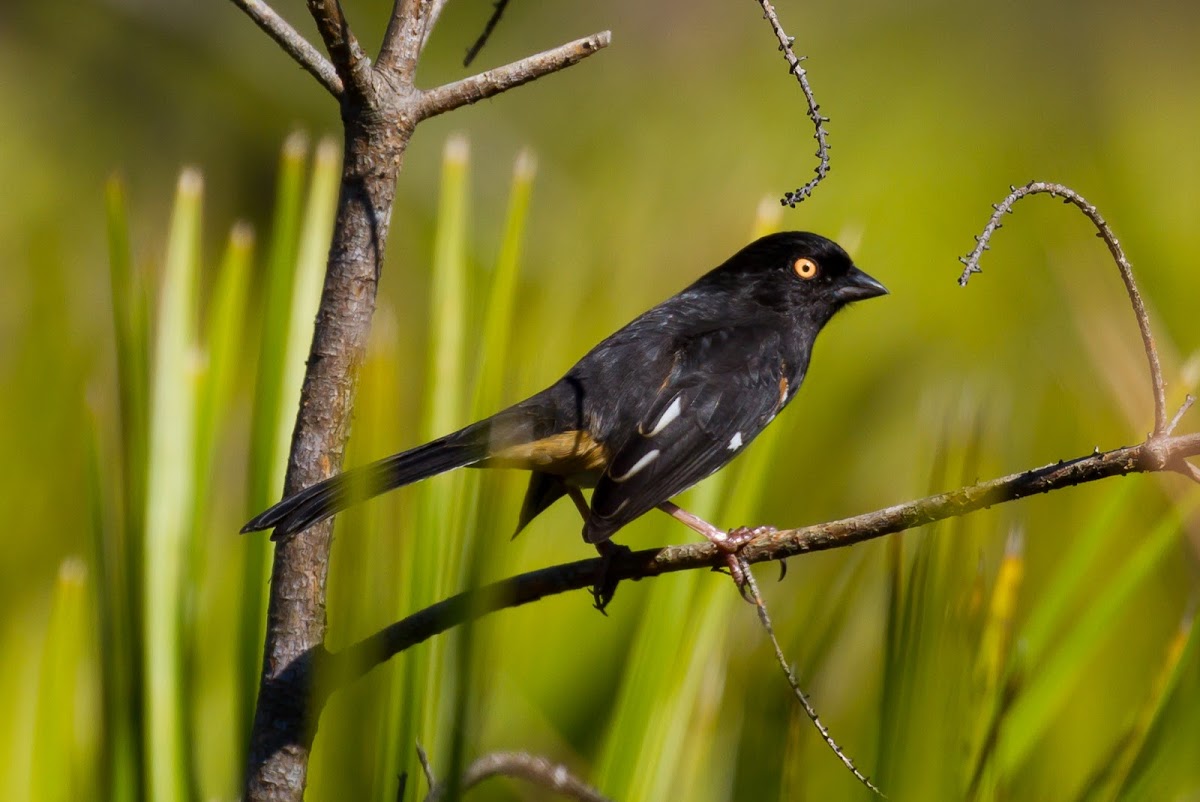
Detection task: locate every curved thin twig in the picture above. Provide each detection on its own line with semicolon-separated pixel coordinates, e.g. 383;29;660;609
464;0;511;67
958;181;1168;435
740;559;883;796
422;749;611;802
756;0;832;207
228;0;343;96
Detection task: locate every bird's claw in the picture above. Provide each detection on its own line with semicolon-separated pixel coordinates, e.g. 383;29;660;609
591;540;631;614
713;525;777;603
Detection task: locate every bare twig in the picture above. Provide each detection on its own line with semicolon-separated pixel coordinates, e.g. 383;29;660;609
1167;394;1195;436
418;31;612;120
1177;461;1200;485
959;181;1168;435
378;0;450;79
421;0;452;51
304;0;374;98
420;747;611;802
228;0;343;96
464;0;512;66
739;559;883;796
323;432;1200;689
756;0;831;207
416;743;437;791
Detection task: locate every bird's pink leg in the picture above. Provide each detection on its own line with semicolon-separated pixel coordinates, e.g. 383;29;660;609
657;501;776;595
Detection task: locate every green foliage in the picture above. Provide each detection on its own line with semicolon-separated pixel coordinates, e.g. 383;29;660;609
5;4;1200;800
14;130;1200;802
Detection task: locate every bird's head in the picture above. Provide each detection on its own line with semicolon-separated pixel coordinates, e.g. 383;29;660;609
707;231;888;325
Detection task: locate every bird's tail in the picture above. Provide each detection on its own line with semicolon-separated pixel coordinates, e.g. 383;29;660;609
241;419;492;539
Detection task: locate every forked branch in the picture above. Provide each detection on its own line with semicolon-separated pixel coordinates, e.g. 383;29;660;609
228;1;613;800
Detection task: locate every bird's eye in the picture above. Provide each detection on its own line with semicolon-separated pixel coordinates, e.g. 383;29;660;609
793;257;819;280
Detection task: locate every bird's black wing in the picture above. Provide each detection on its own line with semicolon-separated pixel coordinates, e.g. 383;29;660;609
584;325;792;542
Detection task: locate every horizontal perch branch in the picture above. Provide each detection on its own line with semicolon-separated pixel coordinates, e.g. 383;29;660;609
325;431;1200;691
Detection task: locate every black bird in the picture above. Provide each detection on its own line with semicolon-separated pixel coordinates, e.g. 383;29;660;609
243;232;886;586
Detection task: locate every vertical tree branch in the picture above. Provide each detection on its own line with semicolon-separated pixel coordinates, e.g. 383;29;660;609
229;2;611;798
305;0;375;99
378;0;436;83
245;118;415;801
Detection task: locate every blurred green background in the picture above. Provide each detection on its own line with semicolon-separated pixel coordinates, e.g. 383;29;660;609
3;0;1199;799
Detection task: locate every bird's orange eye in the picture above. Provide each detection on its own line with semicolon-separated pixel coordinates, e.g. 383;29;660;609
793;257;819;280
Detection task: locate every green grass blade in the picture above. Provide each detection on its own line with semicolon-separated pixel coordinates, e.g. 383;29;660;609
594;485;728;801
445;148;539;802
245;131;309;512
875;408;988;800
194;222;254;523
472;148;535;417
238;132;315;740
273;137;342;493
407;134;474;798
105;175;150;541
370;135;475;799
1018;482;1137;667
1076;606;1197;802
142;167;203;802
997;495;1197;777
84;401;139;802
32;560;93;802
965;527;1026;801
422;134;472;450
101;176;147;802
1102;603;1200;802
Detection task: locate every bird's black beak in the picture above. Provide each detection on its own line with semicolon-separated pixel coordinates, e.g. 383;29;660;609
834;266;889;303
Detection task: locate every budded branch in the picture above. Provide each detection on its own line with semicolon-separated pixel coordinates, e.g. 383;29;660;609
418;32;612;120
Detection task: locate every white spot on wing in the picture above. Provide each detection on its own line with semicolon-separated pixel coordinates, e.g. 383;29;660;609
610;449;661;483
647;396;682;436
728;432;743;451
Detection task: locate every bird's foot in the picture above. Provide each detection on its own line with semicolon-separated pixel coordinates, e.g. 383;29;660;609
711;525;777;602
591;540;631;614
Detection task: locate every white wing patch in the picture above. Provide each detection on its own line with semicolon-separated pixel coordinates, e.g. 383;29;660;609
728;432;743;451
646;396;682;436
610;449;661;483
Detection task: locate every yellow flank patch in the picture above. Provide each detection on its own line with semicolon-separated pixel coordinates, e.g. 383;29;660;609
486;430;610;475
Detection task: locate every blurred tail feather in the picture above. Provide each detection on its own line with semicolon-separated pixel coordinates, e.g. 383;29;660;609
241;421;491;538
